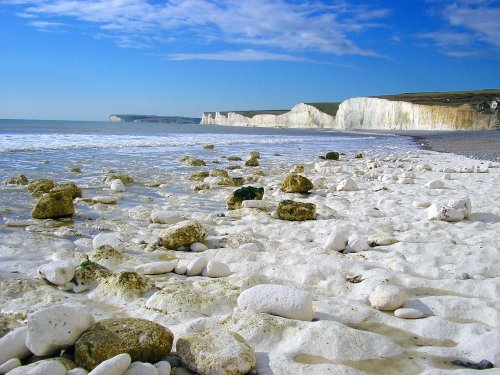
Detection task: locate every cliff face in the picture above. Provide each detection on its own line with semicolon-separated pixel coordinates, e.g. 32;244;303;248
201;97;497;131
201;103;336;128
335;97;496;131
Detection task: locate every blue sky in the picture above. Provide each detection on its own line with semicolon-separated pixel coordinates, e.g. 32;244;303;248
0;0;499;120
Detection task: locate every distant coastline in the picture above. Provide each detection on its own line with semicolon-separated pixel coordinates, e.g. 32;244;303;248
109;114;201;124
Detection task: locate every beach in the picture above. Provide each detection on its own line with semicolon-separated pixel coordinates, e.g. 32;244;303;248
0;121;499;374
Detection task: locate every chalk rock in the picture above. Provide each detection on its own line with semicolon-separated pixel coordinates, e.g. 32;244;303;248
324;228;349;252
31;190;74;219
461;166;473;173
337;177;358;191
134;261;177;275
281;174;313;193
23;360;68;375
412;200;431;208
154;361;171;375
110;179;126;192
276;200;316;221
67;368;89;375
37;260;76;286
190;242;208;252
448;196;472;219
75;318;173;371
425;180;444;189
476;165;489;173
442;167;456;173
368;232;397;247
394;308;424;319
0;358;21;373
186;257;208;276
176;330;255;375
124;362;159;375
51;182;82;199
174;262;187;275
26;305;95;356
398;177;414;184
346;235;370;253
427;204;465;222
202;261;231;278
159;220;207;249
237;284;314;321
88;353;131;375
369;285;406;311
92;232;124;250
0;327;30;366
150;210;186;224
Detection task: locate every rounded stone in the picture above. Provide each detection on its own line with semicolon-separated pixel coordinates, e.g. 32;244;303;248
394;308;424;319
280;174;313;193
276;200;316;221
75;318;173;371
176;330;255;375
369;285;406;311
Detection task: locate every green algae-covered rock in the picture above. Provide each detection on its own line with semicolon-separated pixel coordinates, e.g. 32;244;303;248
51;182;82;199
245;157;259;167
75;318;173;371
203;144;215;149
28;179;55;197
176;330;255;375
159;220;207;250
182;157;206;167
104;173;134;185
280;174;313;194
188;171;210;181
227;186;264;210
210;169;229;178
277;200;316;221
355;153;364;159
4;174;29;185
325;151;340;160
31;190;74;219
73;260;112;291
95;271;152;299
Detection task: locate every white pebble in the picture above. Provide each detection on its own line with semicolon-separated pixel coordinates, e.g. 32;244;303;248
134;261;177;275
154;361;171;375
337;177;358;191
110;179;126;192
190;242;208;252
25;360;66;375
425;180;444;189
202;261;231;278
369;284;406;311
186;257;208;276
150;210;186;224
0;327;30;366
124;362;158;375
37;260;75;286
237;284;314;321
394;308;424;319
67;369;89;375
89;353;131;375
26;305;95;356
174;263;187;275
0;358;21;374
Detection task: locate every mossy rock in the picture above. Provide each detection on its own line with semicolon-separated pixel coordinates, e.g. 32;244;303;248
5;174;28;185
75;318;173;371
203;144;215;149
31;190;74;219
209;169;229;178
227;186;264;210
245;158;259;167
193;183;210;191
277;200;316;221
355;153;364;159
159;220;207;249
28;179;55;197
104;173;134;185
249;152;260;159
226;156;242;161
280;174;313;194
188;171;210;181
325;151;340;160
51;182;82;199
89;245;126;263
183;157;206;167
176;330;255;375
96;271;152;298
69;167;82;173
73;260;112;289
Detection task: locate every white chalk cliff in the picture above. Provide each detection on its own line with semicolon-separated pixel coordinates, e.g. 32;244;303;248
201;97;497;131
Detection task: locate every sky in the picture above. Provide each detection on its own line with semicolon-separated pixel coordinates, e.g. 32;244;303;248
0;0;499;121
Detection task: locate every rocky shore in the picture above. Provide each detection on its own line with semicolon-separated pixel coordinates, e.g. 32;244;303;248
1;143;499;374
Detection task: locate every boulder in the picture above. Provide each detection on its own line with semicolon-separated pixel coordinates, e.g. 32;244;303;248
325;151;340;160
26;305;95;356
4;174;28;185
203;144;215;149
104;173;134;185
0;327;30;365
176;330;255;375
31;190;74;219
51;182;82;198
280;174;313;193
276;200;316;221
237;284;314;321
227;186;264;210
369;285;406;311
28;179;55;197
75;318;173;371
159;220;207;250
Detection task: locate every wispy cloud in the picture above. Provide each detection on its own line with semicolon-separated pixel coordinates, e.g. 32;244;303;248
167;49;312;62
3;0;390;61
421;0;500;57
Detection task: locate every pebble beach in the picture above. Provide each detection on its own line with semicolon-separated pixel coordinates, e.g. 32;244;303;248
0;122;499;375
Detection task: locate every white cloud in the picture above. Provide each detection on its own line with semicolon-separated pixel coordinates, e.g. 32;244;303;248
167;49;312;62
4;0;390;60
